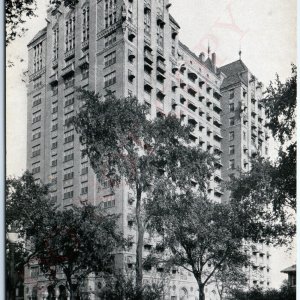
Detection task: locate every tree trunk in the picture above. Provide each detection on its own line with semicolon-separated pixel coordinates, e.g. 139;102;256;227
135;187;144;291
66;275;75;300
198;282;205;300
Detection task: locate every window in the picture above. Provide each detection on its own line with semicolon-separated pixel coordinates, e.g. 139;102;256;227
265;147;268;155
229;159;235;170
156;25;164;48
64;149;74;162
81;162;88;175
104;0;117;28
33;42;43;73
64;75;75;89
51;141;57;150
229;131;234;141
53;27;59;60
32;162;40;174
63;186;74;199
128;69;134;83
33;77;43;89
32;128;41;140
32;111;41;124
128;2;133;23
229;117;234;126
30;266;39;278
64;94;75;108
104;71;116;87
104;51;116;67
51;122;58;132
64;111;74;127
104;31;117;47
229;145;235;155
82;7;89;42
51;159;57;167
52;84;58;96
243;131;246;141
65;14;75;52
229;103;234;112
229;89;234;99
52;103;58;114
144;7;151;34
32;95;42;107
103;195;115;208
64;167;74;181
81;64;89;80
81;181;88;195
64;129;74;144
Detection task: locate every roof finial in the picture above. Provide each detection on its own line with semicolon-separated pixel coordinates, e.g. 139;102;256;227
239;43;242;60
208;40;211;56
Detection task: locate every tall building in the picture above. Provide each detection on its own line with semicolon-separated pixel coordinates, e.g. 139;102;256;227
220;60;271;289
25;0;269;298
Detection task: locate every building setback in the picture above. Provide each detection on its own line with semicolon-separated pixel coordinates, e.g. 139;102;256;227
25;0;270;298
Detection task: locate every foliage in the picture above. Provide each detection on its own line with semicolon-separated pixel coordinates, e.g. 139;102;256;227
229;157;295;246
213;264;248;300
71;90;203;289
264;64;297;211
228;65;297;246
96;273;165;300
146;184;250;300
34;204;126;298
6;171;55;243
229;282;296;300
6;171;126;299
264;64;297;145
6;0;37;45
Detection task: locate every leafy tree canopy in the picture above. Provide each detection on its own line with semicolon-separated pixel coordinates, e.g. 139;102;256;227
229;281;296;300
71;90;214;290
228;65;296;246
146;182;250;300
6;171;126;299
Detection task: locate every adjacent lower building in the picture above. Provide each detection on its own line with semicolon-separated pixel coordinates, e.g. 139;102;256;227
220;60;271;289
25;0;269;298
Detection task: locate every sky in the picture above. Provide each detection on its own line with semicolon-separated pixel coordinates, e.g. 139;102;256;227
6;0;297;290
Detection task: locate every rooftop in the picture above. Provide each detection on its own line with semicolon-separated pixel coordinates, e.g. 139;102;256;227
28;27;47;47
178;41;220;76
220;59;249;77
220;59;249;89
281;265;296;274
169;14;180;28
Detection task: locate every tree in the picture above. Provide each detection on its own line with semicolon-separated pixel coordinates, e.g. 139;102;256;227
34;204;126;299
263;64;296;212
228;65;297;245
71;90;208;291
6;0;37;45
213;264;248;300
229;281;296;300
229;158;296;246
6;172;126;299
146;182;250;300
6;0;79;46
6;171;56;258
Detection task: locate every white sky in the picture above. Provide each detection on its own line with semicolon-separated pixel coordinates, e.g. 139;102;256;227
6;0;297;290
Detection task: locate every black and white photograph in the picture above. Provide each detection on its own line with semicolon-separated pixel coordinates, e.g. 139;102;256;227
6;0;297;299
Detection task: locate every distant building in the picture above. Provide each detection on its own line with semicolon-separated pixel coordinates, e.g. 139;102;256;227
220;60;271;290
281;265;296;288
